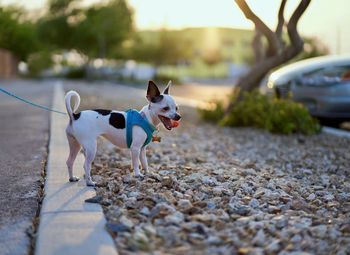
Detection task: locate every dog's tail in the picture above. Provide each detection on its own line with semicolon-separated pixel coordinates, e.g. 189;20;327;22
65;90;81;121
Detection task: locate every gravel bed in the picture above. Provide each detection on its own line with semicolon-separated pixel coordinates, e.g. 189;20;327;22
89;119;350;255
75;91;350;254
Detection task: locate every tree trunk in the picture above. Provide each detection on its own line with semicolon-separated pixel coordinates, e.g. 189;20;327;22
225;0;311;114
252;29;264;64
225;44;303;112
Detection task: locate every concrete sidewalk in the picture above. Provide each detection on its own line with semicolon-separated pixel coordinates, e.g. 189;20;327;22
35;83;117;255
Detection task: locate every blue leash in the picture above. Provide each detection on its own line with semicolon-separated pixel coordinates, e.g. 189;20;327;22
0;87;67;115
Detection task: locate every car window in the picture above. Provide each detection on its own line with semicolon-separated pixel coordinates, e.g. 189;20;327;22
296;65;350;86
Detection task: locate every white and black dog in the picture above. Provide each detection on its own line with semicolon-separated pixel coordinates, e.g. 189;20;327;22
64;80;181;186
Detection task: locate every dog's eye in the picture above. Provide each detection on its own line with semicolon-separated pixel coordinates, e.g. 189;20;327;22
162;106;170;111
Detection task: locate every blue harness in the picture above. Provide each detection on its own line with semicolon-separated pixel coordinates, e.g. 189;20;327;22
126;109;156;148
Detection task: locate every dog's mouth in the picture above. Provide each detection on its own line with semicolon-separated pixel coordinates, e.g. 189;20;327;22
158;115;173;130
158;115;181;130
158;114;181;130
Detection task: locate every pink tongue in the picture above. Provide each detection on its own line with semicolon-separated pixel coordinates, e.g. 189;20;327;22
171;120;180;128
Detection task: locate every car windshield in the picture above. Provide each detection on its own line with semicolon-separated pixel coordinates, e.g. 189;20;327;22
296;65;350;86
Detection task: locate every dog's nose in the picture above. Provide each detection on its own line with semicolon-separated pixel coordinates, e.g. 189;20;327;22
173;114;181;121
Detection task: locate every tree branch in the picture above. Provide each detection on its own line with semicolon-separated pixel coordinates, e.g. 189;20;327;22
276;0;287;44
235;0;279;56
287;0;311;48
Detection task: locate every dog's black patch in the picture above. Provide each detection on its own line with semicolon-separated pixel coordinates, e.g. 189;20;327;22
93;109;111;116
73;112;81;120
151;95;164;103
109;112;125;129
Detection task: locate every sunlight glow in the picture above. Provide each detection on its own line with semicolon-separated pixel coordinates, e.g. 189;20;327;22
203;27;220;51
1;0;350;54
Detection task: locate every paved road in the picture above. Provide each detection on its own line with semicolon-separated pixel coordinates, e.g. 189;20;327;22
0;80;53;255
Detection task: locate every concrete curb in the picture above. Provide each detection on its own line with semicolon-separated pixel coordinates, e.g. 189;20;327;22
35;83;118;255
322;126;350;139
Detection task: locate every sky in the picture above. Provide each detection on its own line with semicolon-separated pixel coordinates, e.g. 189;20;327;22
1;0;350;54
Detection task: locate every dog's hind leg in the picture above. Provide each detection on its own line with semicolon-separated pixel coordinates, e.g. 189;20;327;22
81;140;97;186
66;133;81;182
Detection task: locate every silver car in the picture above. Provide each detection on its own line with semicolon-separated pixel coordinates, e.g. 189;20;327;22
263;55;350;122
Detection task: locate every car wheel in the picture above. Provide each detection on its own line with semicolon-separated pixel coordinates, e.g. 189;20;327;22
275;88;281;98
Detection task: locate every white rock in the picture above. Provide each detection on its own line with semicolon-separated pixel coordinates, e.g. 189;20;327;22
119;215;134;228
249;198;260;208
323;194;335;201
173;191;184;198
165;211;184;225
212;169;224;175
201;176;217;185
291;234;302;243
307;193;316;201
212;187;223;195
252;229;266;246
178;199;192;210
140;207;150;216
312;225;328;239
142;224;157;236
265;239;281;253
129;191;140;198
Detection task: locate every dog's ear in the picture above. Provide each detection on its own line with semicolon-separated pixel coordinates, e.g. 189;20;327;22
147;80;163;103
163;80;172;95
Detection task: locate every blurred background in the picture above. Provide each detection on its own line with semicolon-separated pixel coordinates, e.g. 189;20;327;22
0;0;345;82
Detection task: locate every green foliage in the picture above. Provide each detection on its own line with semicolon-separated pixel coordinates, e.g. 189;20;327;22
75;0;133;59
27;51;53;76
198;100;225;123
37;0;133;60
130;30;193;66
48;0;75;14
200;91;321;135
0;6;38;60
134;27;254;65
36;15;73;50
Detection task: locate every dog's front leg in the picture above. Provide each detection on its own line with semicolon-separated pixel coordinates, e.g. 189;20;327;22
130;146;142;177
139;147;148;174
81;140;97;186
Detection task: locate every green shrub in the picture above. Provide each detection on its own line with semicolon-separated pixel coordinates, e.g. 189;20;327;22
200;91;321;135
198;100;225;123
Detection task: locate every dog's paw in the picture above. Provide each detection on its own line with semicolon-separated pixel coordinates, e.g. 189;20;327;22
69;176;80;182
135;173;145;180
144;173;153;179
86;180;96;187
